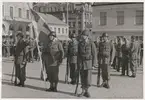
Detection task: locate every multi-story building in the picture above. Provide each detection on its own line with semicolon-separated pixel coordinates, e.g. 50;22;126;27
33;2;92;36
37;12;69;40
92;3;143;41
2;2;32;36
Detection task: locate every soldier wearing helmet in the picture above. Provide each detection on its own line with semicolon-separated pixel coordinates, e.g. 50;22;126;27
129;35;140;78
44;31;64;92
14;31;30;87
98;32;115;89
77;29;97;98
66;33;78;84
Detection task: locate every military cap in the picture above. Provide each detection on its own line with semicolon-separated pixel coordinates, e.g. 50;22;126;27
81;29;89;36
48;31;56;37
16;31;24;37
102;32;108;37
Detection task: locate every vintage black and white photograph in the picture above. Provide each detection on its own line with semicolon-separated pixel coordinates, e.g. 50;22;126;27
1;2;143;98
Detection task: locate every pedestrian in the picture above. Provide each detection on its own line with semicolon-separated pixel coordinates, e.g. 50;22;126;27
44;31;64;92
67;33;78;85
129;36;139;78
14;31;30;87
116;37;123;72
77;29;97;98
98;33;115;89
2;35;6;57
5;35;10;57
121;38;130;76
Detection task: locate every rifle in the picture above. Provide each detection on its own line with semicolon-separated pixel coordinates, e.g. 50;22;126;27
11;58;17;85
97;64;100;87
65;58;69;83
74;62;80;95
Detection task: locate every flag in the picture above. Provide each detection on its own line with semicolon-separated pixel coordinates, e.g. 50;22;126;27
30;9;52;40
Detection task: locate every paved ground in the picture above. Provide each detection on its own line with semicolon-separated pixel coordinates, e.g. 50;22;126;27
1;57;143;98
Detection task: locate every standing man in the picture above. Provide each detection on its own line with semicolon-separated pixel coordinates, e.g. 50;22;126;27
97;36;103;87
67;33;78;85
129;36;139;78
98;33;115;89
44;31;64;92
77;30;97;98
121;38;129;76
14;31;29;87
116;37;122;72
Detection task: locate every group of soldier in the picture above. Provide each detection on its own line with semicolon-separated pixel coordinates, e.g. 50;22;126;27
11;29;143;98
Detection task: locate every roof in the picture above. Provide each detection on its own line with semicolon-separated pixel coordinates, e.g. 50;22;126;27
92;2;143;6
37;12;68;26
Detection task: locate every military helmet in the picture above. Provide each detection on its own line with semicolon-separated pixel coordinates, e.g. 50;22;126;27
70;33;77;38
81;29;89;36
16;31;24;38
48;31;56;37
131;35;135;39
102;32;108;37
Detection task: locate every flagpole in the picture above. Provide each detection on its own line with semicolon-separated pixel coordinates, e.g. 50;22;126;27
27;3;47;90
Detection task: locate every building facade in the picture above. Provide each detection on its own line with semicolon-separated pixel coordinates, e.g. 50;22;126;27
92;3;143;41
33;3;92;36
37;12;69;40
2;2;33;36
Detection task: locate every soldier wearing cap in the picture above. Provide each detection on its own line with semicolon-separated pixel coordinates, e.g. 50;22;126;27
44;31;64;92
98;33;115;89
129;35;139;78
77;30;97;97
67;33;78;84
14;31;30;87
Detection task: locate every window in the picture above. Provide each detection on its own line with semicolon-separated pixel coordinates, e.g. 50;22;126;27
10;7;13;18
3;5;4;16
66;28;67;34
117;11;124;25
100;12;107;25
62;28;64;34
27;10;29;19
58;28;60;33
136;10;143;25
73;22;75;27
54;27;56;32
18;8;22;18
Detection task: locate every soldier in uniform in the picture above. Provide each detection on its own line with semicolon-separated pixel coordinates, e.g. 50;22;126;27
129;36;139;78
121;38;129;76
98;33;115;89
14;31;30;87
44;31;64;92
77;30;97;98
67;33;78;85
97;36;103;86
116;37;122;72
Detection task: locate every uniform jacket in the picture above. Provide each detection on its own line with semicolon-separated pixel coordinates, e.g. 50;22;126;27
121;44;129;58
67;39;78;64
116;43;122;58
42;38;64;66
98;41;115;64
78;39;97;70
130;41;139;60
15;38;30;63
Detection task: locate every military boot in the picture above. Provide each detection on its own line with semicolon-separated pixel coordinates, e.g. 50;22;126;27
78;88;85;97
104;80;110;89
46;83;53;92
53;82;58;92
84;89;91;98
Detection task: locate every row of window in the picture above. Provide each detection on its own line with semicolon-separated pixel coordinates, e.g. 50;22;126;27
69;21;92;28
99;10;143;26
3;5;30;19
49;27;68;34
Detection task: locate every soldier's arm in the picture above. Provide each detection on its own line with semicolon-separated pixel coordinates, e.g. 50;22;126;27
110;43;115;64
91;42;97;67
58;41;64;61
